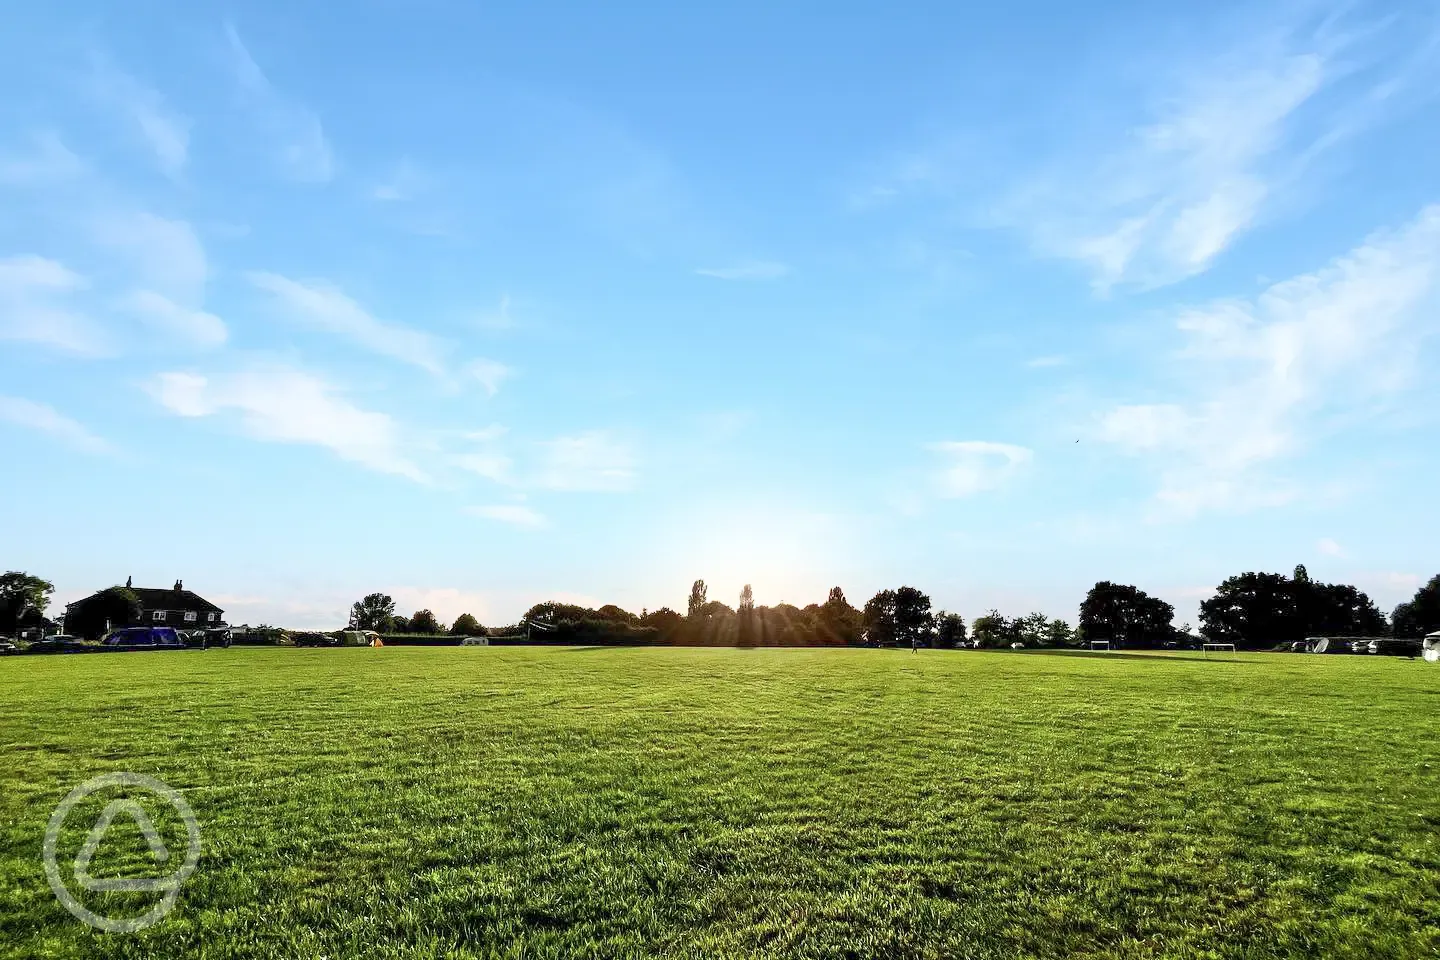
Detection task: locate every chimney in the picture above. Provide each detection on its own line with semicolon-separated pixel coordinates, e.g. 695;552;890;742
174;579;183;591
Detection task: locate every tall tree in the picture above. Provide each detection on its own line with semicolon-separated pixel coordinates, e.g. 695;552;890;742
1202;570;1390;648
687;580;708;620
1397;575;1440;637
1392;601;1422;639
862;590;897;646
0;571;54;633
737;584;757;647
820;587;861;645
63;586;141;640
970;610;1011;648
934;611;967;648
1080;582;1175;649
450;613;482;636
893;586;934;645
1045;618;1075;647
1016;612;1050;647
349;593;396;631
408;609;442;634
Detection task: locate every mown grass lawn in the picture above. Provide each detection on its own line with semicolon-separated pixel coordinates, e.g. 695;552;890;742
1;646;1437;959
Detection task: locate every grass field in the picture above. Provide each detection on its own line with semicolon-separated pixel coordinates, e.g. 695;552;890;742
1;647;1437;959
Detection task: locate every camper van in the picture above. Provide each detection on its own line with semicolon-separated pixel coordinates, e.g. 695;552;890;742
1423;632;1440;663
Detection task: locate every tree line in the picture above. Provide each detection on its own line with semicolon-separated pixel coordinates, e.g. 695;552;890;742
5;566;1436;650
345;567;1440;651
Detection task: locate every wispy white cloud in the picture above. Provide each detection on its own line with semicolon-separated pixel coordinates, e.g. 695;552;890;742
865;12;1430;293
1096;204;1440;516
695;260;790;281
0;255;109;355
1012;43;1327;292
94;62;189;177
455;452;513;483
121;290;227;349
248;272;446;376
149;363;425;481
1025;355;1068;369
466;504;547;528
928;441;1033;497
466;358;513;397
0;132;83;184
372;158;425;201
536;431;636;491
476;295;518;331
0;396;112;455
224;23;334;182
94;212;208;305
465;424;508;443
1317;537;1345;557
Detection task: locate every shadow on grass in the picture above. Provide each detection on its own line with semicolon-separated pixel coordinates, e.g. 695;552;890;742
1017;649;1251;664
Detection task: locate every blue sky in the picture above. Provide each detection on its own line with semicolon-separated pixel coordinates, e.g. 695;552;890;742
2;0;1438;629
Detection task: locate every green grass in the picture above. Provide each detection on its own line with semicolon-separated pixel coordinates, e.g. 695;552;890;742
1;647;1437;959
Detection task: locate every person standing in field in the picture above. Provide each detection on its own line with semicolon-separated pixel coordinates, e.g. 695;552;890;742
911;634;918;654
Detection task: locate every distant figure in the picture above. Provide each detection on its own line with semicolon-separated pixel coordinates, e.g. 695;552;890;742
910;634;918;654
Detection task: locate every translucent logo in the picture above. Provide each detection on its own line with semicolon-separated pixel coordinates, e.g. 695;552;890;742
43;772;201;933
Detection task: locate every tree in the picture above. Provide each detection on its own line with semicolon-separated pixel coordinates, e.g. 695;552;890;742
64;586;141;640
1016;612;1050;647
935;611;967;648
737;585;757;647
1201;573;1295;648
640;607;684;640
1392;601;1422;639
1080;582;1175;649
1395;575;1440;637
970;610;1011;648
862;590;897;646
391;615;411;634
1044;618;1075;648
596;605;638;624
687;580;708;620
893;586;934;646
0;572;54;632
819;587;861;645
1201;570;1390;648
1305;583;1387;637
408;609;441;634
350;593;396;631
450;613;482;636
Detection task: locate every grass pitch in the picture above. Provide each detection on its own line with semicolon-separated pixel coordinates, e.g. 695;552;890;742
1;647;1437;959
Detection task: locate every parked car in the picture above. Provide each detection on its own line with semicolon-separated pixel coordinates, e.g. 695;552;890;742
292;632;340;647
1367;638;1421;658
102;626;185;648
25;636;86;654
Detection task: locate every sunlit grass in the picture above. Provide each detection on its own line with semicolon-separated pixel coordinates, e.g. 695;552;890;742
1;647;1437;958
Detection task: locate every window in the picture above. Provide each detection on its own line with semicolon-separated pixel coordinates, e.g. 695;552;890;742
185;611;197;622
207;612;217;622
152;610;166;621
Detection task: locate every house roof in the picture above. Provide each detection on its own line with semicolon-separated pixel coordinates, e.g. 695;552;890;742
67;586;224;614
130;587;223;613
